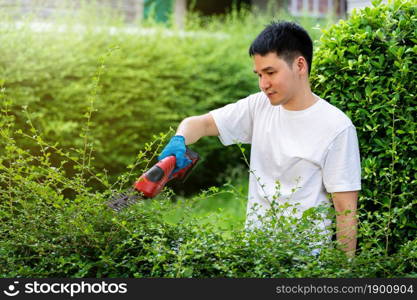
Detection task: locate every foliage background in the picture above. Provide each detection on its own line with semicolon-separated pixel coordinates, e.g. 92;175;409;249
0;1;330;194
311;0;417;251
0;0;416;277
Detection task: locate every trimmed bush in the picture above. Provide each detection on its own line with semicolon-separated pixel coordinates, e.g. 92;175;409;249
2;0;416;278
0;24;253;193
311;0;417;251
1;86;417;277
0;6;331;194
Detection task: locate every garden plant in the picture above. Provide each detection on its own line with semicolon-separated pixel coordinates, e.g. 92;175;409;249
0;0;416;277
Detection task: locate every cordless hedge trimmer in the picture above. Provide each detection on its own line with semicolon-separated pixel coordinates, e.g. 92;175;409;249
107;147;199;211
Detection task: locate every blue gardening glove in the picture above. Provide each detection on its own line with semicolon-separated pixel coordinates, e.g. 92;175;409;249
158;135;192;174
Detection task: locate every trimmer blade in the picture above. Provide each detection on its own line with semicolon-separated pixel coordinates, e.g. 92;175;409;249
107;188;144;212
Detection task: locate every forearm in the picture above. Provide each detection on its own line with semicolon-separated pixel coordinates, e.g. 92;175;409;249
332;191;358;258
176;114;218;145
335;212;357;258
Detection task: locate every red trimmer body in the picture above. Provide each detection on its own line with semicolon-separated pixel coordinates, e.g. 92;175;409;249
134;147;199;198
107;147;199;211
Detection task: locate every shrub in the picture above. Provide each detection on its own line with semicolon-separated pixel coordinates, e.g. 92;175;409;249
0;86;417;278
311;0;417;252
1;90;416;277
2;1;416;278
0;4;332;194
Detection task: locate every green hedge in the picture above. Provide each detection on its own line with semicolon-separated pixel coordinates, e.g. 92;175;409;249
0;24;254;193
2;1;416;278
0;7;331;194
311;0;417;250
0;135;415;277
1;76;417;278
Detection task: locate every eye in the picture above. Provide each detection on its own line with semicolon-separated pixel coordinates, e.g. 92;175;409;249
267;71;275;75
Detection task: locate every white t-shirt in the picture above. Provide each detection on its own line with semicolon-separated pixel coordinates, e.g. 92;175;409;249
210;92;361;230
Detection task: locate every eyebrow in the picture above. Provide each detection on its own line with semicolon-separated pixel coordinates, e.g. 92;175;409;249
253;66;276;74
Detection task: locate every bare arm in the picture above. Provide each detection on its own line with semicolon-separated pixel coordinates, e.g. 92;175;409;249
176;113;219;145
332;191;358;258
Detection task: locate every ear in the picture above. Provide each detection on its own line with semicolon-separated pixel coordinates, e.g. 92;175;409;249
294;56;308;76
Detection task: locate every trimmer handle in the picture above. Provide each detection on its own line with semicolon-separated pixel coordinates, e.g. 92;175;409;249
171;147;200;180
133;147;199;198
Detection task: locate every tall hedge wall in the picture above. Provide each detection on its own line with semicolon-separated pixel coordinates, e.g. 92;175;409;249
0;8;330;193
311;0;417;250
0;22;257;192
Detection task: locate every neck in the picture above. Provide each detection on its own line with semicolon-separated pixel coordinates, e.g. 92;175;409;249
281;85;317;111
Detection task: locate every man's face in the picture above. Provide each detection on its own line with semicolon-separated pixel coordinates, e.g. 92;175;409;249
252;52;300;106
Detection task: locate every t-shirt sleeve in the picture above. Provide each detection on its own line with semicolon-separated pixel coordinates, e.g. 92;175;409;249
209;96;254;146
323;125;362;193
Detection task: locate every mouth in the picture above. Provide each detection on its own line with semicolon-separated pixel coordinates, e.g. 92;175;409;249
266;91;276;97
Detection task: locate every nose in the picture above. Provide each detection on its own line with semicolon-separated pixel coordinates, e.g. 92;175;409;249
259;76;271;91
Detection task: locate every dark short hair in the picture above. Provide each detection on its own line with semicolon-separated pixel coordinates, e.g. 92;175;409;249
249;21;313;76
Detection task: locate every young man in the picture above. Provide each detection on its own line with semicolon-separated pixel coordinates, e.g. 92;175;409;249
158;21;361;257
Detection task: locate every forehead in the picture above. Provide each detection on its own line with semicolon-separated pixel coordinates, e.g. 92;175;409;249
252;52;288;71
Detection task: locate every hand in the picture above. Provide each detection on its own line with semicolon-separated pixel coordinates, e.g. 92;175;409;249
158;135;192;174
